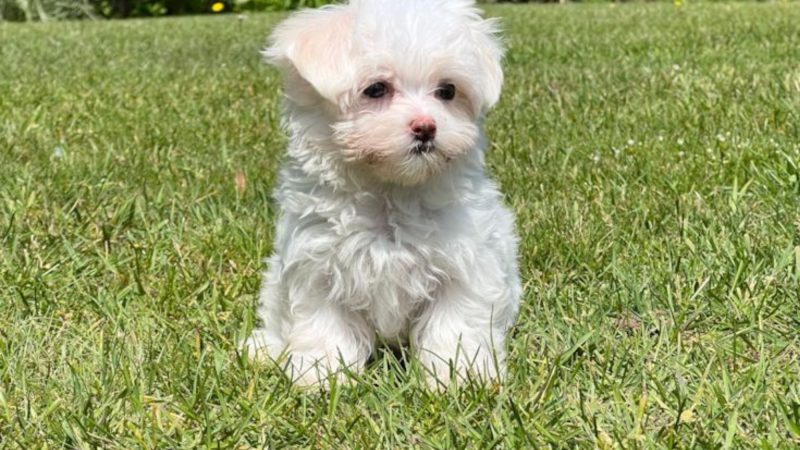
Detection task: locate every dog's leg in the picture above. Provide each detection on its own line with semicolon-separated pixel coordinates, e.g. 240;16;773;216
412;283;514;388
283;300;374;387
242;255;288;361
244;258;374;387
248;301;373;387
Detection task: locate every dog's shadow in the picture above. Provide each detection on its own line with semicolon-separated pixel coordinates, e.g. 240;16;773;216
366;342;411;372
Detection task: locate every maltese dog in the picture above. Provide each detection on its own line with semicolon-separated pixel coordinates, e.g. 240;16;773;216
244;0;521;387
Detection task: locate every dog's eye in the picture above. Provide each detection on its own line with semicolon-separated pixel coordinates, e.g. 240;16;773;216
436;83;456;101
363;82;389;99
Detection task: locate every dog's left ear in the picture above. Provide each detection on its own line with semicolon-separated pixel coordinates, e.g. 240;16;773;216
471;18;504;113
265;5;355;104
445;0;504;113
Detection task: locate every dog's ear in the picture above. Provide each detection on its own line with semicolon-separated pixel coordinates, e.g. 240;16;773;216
471;18;504;112
265;6;355;104
443;0;504;113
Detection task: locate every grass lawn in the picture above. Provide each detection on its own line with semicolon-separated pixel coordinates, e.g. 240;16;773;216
2;2;800;448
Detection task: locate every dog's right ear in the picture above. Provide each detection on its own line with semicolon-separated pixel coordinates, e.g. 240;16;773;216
264;6;356;104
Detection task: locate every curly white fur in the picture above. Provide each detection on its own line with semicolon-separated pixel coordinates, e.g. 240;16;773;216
243;0;521;387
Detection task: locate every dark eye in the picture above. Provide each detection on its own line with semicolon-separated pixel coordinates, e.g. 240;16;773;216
436;83;456;101
363;82;389;99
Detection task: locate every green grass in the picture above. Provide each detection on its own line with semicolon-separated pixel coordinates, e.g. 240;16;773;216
2;3;800;448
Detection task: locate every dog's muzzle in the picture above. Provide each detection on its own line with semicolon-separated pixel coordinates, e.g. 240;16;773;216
412;141;435;154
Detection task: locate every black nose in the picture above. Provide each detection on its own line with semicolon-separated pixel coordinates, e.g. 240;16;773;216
411;121;437;143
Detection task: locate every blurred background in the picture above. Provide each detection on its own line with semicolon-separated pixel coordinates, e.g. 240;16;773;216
1;0;547;22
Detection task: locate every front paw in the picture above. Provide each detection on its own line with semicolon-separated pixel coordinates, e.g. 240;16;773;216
418;344;505;389
284;352;355;388
240;329;278;360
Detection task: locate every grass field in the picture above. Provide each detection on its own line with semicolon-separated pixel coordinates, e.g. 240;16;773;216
2;2;800;448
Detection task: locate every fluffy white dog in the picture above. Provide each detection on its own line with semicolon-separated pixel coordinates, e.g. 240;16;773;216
243;0;521;387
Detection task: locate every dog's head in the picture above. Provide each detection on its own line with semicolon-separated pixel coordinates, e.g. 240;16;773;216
267;0;503;186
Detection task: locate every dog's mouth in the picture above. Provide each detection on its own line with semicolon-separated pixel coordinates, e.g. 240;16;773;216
411;141;435;155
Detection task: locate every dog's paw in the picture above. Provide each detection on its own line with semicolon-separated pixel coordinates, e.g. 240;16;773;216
419;346;505;391
240;329;277;360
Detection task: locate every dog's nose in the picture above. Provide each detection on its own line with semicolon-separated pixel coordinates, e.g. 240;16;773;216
410;117;437;143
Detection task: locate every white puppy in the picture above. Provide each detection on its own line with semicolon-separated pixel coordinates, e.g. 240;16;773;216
244;0;521;387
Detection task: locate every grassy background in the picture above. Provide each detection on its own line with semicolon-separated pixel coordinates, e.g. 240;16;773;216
2;3;800;448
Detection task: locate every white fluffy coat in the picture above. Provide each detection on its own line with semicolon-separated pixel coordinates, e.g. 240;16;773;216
244;0;521;387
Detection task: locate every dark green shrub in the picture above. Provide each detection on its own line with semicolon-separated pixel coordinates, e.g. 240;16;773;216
235;0;338;12
0;0;340;19
0;0;96;21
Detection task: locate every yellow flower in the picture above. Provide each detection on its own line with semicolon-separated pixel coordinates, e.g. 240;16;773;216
211;2;224;12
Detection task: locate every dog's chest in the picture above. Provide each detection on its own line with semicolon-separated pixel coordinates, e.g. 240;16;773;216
331;199;453;339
